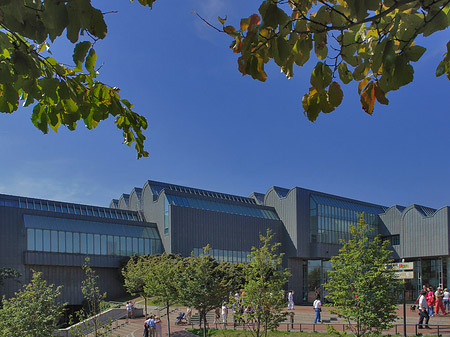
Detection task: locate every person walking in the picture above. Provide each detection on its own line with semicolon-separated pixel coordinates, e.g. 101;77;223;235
145;314;156;337
154;316;162;337
287;290;295;310
418;289;431;329
313;294;322;324
427;287;435;317
221;302;228;325
443;288;450;312
435;287;446;315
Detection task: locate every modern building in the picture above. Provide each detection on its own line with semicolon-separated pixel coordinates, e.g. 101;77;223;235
1;179;449;304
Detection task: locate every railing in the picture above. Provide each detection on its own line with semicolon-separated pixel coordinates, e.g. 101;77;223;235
58;308;128;337
181;320;450;336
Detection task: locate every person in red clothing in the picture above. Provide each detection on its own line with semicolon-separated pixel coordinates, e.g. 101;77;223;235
435;287;447;315
427;287;435;317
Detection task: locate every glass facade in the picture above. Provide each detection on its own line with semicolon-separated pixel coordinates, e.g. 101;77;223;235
166;194;279;220
309;194;383;244
192;248;251;263
25;214;163;256
164;197;169;234
302;260;332;302
0;195;139;221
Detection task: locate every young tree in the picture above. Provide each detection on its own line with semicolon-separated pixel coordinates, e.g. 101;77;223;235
122;255;149;315
236;229;290;337
325;214;401;337
143;253;181;337
0;1;156;158
0;271;64;337
219;0;450;119
178;248;231;337
71;257;110;337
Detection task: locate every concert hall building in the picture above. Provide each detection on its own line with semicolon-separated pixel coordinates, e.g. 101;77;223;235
1;179;449;304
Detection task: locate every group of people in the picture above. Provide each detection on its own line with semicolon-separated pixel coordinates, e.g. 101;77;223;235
143;314;163;337
126;301;135;319
417;285;449;329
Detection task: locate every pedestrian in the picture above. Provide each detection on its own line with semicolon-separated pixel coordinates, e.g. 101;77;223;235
435;287;446;315
143;318;149;337
427;287;435;316
154;316;162;337
126;301;132;319
214;307;220;324
287;290;295;310
444;288;450;312
186;307;192;324
221;302;228;325
313;294;322;324
130;301;135;319
145;314;156;337
418;289;431;329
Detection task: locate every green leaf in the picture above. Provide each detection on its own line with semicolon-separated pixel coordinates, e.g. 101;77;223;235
259;1;290;29
405;45;426;62
314;33;328;60
42;0;68;42
338;63;353;84
88;7;107;39
302;88;321;121
310;62;332;92
374;83;389;105
73;41;92;72
422;10;449;37
85;48;97;77
328;82;343;107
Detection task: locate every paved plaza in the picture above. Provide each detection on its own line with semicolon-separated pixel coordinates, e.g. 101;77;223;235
108;303;450;337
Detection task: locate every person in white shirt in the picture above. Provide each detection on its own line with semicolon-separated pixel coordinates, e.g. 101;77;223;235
221;302;228;324
287;291;295;310
418;289;431;329
313;294;322;324
443;288;450;312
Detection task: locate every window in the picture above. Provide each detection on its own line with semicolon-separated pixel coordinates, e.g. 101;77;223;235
73;233;80;253
80;233;87;254
59;231;65;253
27;228;35;250
35;229;43;251
164;197;169;234
66;232;73;253
101;235;107;255
94;234;101;255
87;234;94;254
43;230;51;251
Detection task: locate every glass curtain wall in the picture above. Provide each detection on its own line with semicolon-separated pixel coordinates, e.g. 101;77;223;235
310;194;382;244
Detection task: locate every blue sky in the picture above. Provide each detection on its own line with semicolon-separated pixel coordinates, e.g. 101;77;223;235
0;0;449;209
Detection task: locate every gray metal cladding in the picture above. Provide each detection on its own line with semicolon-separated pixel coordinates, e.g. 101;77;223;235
169;206;283;257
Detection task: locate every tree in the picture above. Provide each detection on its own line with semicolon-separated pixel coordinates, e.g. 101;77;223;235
71;257;110;337
235;229;290;337
325;214;401;337
0;267;21;286
219;0;450;120
122;255;149;315
0;0;157;158
0;271;64;337
178;247;231;337
143;253;181;337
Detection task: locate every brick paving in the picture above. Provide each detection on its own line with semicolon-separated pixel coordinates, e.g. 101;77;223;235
109;303;450;336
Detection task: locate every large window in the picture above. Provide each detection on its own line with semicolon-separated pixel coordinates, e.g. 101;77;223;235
27;228;161;257
192;247;251;263
309;194;383;244
165;194;279;220
25;215;163;257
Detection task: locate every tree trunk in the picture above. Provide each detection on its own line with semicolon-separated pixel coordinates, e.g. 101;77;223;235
144;296;147;317
202;310;207;337
166;301;171;337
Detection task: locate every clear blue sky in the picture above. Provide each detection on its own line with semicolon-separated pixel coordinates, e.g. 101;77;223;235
1;0;449;210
